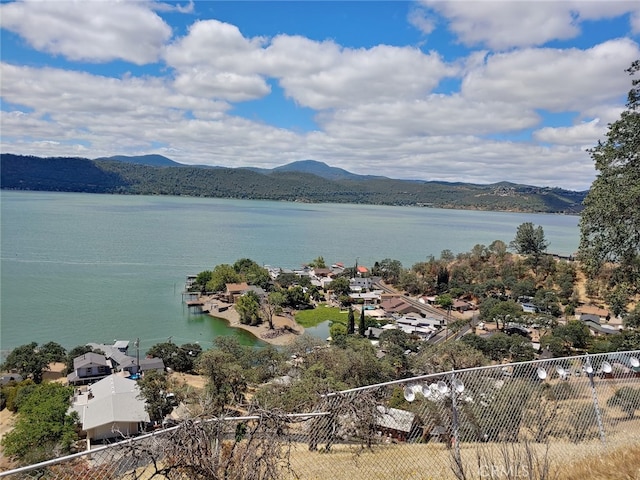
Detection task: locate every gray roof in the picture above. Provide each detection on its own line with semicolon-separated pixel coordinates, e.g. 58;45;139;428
376;406;415;433
88;343;137;369
0;373;24;385
75;374;149;431
73;352;108;370
139;357;165;371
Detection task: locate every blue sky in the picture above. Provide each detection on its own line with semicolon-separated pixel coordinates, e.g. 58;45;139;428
1;1;639;190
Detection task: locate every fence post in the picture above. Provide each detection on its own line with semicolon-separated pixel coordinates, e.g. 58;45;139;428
585;355;606;445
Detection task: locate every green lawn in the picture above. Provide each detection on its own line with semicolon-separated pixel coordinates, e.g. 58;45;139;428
295;305;348;327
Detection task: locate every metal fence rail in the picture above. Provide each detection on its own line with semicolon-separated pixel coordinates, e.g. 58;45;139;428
2;350;639;479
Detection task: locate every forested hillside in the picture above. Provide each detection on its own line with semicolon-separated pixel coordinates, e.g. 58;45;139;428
0;154;586;213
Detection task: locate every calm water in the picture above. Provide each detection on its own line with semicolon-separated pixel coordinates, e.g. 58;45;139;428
0;191;580;354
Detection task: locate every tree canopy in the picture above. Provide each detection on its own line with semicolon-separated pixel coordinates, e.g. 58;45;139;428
579;60;640;291
1;342;50;384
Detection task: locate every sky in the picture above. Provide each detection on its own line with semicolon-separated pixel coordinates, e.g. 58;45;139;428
1;1;639;191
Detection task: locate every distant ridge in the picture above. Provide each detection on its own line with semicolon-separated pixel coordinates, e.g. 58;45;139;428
0;153;587;214
271;159;385;181
96;154;181;167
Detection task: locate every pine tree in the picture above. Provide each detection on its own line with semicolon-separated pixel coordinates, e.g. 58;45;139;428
359;308;366;336
347;307;355;334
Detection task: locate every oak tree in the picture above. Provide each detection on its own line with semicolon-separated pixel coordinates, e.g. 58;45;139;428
579;60;640;290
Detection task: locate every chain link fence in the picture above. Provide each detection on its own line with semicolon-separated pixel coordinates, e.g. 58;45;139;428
2;350;639;479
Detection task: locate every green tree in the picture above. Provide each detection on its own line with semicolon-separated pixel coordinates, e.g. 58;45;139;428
147;342;193;373
551;320;592;352
347;307;355;334
511;222;549;271
235;290;261;325
197;349;247;414
308;256;327;268
479;298;522;330
261;290;286;330
329;276;351;298
605;283;631;318
376;258;403;284
412;341;487;374
193;270;213;292
206;263;241;292
284;285;309;309
233;258;270;289
2;343;50;384
38;342;66;363
330;322;348;340
358;308;366;336
137;370;180;422
579;60;640;290
1;383;77;465
625;303;640;329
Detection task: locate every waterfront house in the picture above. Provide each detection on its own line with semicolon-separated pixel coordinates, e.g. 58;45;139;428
67;352;112;385
225;282;250;303
71;374;150;443
86;340;162;376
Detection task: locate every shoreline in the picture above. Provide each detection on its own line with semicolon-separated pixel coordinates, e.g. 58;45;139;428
200;296;305;347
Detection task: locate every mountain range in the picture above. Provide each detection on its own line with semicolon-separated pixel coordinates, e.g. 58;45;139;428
0;153;587;213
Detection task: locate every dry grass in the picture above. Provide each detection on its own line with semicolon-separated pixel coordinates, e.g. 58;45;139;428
557;445;640;480
285;433;640;480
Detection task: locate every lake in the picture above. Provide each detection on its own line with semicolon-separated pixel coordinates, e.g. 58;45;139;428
0;191;580;355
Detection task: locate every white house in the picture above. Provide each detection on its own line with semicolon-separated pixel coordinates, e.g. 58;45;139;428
71;374;150;443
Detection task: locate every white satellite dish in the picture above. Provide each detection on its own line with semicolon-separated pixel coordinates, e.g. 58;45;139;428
601;361;612;374
555;365;567;376
437;380;449;394
421;384;431;397
584;363;593;374
536;367;547;380
452;378;465;393
403;385;416;402
631;357;640;368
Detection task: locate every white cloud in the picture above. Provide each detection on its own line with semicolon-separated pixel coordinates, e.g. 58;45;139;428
408;6;437;35
0;0;171;64
461;39;640;112
318;95;540;138
632;9;640;34
272;43;456;109
533;118;606;146
420;0;638;49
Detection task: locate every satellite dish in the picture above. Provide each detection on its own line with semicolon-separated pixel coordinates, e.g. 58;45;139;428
555;365;567;377
421;384;431;398
584;363;593;374
437;380;449;394
601;361;612;374
631;357;640;368
403;385;416;402
536;367;547;380
452;378;465;393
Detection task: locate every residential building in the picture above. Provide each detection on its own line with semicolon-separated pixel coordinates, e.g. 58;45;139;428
71;374;150;443
67;352;112;385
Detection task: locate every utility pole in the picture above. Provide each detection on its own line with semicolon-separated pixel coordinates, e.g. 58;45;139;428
135;338;140;372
